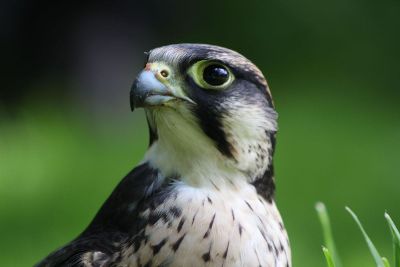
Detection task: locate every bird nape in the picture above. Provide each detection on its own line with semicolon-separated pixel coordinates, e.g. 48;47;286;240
36;44;291;267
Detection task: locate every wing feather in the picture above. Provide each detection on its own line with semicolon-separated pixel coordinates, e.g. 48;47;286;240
36;163;163;267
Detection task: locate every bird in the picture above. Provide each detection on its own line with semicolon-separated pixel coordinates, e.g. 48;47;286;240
36;43;291;267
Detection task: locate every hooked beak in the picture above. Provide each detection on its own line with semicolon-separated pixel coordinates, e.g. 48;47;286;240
130;70;193;111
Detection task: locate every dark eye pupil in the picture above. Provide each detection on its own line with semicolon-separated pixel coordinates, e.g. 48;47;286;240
203;64;229;86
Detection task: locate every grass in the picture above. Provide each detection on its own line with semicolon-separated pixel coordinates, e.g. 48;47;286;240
317;203;400;267
316;202;342;267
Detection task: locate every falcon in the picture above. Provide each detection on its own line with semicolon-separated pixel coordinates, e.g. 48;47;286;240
37;44;291;267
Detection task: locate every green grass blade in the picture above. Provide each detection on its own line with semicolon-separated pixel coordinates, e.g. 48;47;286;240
382;257;391;267
385;213;400;267
316;202;342;267
346;207;386;267
322;246;336;267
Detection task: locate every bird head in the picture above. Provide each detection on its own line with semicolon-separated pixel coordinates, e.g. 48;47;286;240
131;44;277;190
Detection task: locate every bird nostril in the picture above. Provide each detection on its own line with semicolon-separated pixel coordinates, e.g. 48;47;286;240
160;69;169;78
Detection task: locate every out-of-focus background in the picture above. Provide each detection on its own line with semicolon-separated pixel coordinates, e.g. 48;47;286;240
1;0;399;266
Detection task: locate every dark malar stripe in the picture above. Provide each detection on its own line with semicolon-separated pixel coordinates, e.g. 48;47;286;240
185;76;235;159
195;106;234;158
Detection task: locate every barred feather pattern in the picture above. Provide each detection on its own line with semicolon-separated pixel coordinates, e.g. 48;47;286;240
120;181;291;267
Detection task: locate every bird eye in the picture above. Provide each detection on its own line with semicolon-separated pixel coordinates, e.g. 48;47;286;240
188;60;234;90
203;64;229;86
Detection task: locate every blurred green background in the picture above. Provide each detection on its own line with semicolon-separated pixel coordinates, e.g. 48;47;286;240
1;0;399;266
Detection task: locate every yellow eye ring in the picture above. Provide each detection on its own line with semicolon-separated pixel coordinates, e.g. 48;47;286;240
188;60;234;90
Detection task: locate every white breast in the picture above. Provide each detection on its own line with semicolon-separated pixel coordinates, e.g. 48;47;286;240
123;182;291;267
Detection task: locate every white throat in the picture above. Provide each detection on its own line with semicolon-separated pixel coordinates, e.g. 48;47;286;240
143;105;277;189
144;108;240;188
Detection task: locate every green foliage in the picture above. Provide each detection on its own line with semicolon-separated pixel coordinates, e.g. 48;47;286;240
322;246;336;267
385;213;400;267
383;257;392;267
318;204;400;267
346;207;386;267
316;202;342;267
